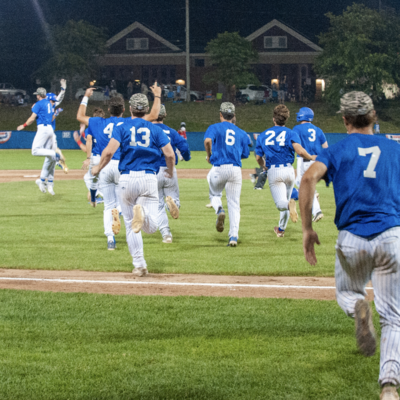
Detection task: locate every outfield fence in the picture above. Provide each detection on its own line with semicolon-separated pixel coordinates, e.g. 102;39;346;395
0;131;395;151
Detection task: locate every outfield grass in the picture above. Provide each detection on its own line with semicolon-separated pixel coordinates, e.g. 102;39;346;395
0;289;382;400
2;99;400;133
1;177;336;275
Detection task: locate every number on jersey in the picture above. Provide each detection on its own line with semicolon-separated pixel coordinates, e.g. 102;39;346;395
47;103;52;114
225;129;235;146
264;130;286;146
103;123;114;139
308;129;316;142
130;127;151;147
358;146;381;178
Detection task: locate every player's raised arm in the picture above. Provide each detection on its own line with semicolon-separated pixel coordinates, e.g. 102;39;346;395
299;161;327;265
77;88;95;125
17;113;37;131
144;82;162;122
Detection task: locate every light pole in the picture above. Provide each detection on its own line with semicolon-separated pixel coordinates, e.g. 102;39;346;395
185;0;190;102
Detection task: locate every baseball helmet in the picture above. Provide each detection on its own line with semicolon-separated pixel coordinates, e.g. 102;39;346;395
296;107;314;122
47;93;57;102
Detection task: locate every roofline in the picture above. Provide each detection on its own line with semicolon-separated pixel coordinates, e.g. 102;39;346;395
246;19;323;52
106;21;181;52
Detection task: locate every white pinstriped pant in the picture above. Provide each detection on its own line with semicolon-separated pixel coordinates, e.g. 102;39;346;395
209;164;242;238
38;131;57;184
267;164;294;231
118;172;158;268
335;227;400;386
299;159;321;216
85;155;100;191
32;124;56;158
98;160;120;238
157;167;180;239
294;157;303;188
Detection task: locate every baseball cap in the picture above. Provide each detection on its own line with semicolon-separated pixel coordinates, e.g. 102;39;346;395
33;87;47;97
46;93;57;102
220;102;235;115
129;93;149;111
159;104;166;118
337;91;374;116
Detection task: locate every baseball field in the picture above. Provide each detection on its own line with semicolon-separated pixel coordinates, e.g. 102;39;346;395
2;100;398;399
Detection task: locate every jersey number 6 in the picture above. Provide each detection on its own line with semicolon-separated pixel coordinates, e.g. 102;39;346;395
225;129;235;146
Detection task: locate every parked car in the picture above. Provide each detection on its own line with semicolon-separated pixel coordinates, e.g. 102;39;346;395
75;86;120;101
162;85;204;101
238;85;265;101
0;83;26;97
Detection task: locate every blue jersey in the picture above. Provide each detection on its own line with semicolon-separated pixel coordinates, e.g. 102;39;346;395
32;99;53;126
293;123;327;156
255;126;301;166
317;133;400;238
87;116;122;160
204;122;250;167
155;123;191;167
112;118;170;175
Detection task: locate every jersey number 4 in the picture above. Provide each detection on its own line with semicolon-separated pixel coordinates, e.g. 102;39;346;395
265;130;286;146
358;146;381;178
130;127;150;148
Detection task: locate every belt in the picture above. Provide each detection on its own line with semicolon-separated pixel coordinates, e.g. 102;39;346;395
124;170;156;176
270;163;291;168
303;160;312;163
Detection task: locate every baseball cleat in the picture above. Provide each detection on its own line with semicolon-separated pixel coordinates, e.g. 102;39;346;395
132;204;145;233
228;237;238;247
312;211;324;223
354;299;376;357
206;203;213;208
35;179;47;194
216;207;225;232
165;196;179;219
107;239;116;251
254;187;263;190
55;148;68;174
132;267;148;277
380;385;399;400
111;208;121;235
162;235;173;243
274;226;285;238
289;199;298;223
249;173;257;184
96;196;104;204
47;186;55;196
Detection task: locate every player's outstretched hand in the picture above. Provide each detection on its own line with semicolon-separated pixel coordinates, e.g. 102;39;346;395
73;131;80;143
303;229;320;265
85;88;95;97
206;155;211;164
150;81;162;98
17;125;25;131
60;79;67;90
82;159;90;170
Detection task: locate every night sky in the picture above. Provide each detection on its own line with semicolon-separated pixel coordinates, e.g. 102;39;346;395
1;0;399;88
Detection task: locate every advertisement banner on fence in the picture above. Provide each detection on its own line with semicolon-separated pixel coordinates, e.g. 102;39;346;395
386;135;400;144
0;131;12;144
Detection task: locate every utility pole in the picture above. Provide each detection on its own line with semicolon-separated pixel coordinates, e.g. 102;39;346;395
379;0;381;12
185;0;190;102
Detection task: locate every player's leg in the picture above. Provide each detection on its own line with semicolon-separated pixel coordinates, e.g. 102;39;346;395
370;227;400;389
206;168;213;208
163;167;180;219
31;126;57;158
295;156;303;188
209;166;228;233
136;174;159;235
225;167;242;245
157;170;171;242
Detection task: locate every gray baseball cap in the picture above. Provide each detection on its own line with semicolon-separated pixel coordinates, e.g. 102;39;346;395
159;104;166;118
129;93;149;111
338;91;374;116
33;87;47;97
220;102;235;115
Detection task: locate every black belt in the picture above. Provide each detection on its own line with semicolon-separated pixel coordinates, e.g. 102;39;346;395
303;160;311;163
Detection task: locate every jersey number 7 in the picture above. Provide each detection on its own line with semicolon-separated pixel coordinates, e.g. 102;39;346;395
358;146;381;178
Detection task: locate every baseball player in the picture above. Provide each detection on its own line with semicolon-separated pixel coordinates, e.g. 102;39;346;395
77;91;126;250
34;80;68;195
300;92;400;400
255;105;316;237
204;102;250;247
17;87;67;186
153;105;191;243
92;94;175;276
293;107;328;222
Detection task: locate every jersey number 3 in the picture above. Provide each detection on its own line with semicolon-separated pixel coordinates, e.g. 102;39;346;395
358;146;381;179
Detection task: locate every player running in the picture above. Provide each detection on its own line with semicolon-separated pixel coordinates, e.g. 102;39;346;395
17;86;67;188
91;93;175;276
204;102;250;247
153;104;191;243
293;107;328;222
300;92;400;400
255;105;316;238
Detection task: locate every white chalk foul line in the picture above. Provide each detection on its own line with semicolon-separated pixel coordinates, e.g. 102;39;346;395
0;277;374;290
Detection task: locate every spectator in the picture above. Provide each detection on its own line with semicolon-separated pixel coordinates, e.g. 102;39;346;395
127;81;133;99
141;82;149;99
175;83;181;101
103;85;110;105
110;80;117;96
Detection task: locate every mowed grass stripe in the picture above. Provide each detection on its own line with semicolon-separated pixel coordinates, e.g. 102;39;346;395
0;290;381;400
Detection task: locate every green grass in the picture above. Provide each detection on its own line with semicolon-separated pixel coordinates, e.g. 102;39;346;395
0;178;336;275
0;150;261;170
0;289;382;399
3;99;400;133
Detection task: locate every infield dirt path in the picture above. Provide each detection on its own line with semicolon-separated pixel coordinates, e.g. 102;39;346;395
0;269;374;301
0;169;255;183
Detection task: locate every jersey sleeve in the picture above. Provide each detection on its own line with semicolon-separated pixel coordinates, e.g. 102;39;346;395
289;129;301;147
316;148;334;185
241;132;250;159
255;134;265;157
172;129;191;161
86;118;94;137
153;125;171;149
111;122;124;144
318;128;327;146
246;134;253;147
31;102;41;115
204;125;215;140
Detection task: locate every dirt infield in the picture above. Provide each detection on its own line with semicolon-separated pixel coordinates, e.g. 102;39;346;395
0;269;374;301
0;169;256;183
